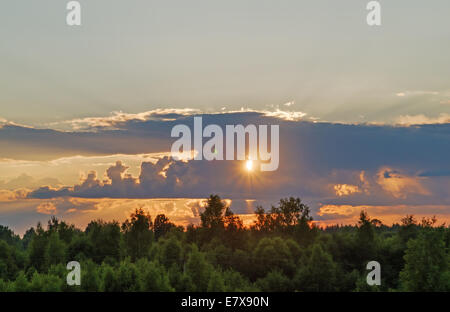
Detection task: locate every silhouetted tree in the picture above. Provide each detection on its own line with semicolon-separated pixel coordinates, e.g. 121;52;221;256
200;195;227;230
154;214;175;240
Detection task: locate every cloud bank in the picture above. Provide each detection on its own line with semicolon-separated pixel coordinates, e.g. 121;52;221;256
1;111;449;230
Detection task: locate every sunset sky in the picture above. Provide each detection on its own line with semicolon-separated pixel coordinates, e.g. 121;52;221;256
1;1;449;234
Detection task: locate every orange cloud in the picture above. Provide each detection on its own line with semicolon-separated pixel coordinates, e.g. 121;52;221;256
334;184;361;197
0;189;29;201
376;167;429;199
318;204;363;217
36;202;58;215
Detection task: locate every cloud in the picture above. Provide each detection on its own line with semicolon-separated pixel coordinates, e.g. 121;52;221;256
359;171;371;194
62;107;306;130
34;197;102;216
417;170;450;177
263;109;306;121
184;199;208;217
36;202;58;215
0;173;61;190
318;204;360;217
396;113;450;125
0;153;169;188
51;109;202;131
28;156;248;200
1;110;449;226
0;111;311;161
376;167;430;199
2;110;449;164
396;90;439;97
334;184;360;197
45;108;311;131
0;189;29;201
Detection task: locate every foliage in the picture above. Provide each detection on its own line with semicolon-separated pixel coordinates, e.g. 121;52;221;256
0;195;448;292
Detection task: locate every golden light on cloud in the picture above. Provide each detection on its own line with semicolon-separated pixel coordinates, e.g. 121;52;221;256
36;202;58;215
334;184;360;197
376;167;430;199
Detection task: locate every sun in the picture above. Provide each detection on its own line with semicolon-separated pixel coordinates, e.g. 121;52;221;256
245;160;253;172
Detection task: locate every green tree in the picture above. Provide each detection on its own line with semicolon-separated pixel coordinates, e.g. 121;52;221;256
256;270;291;292
222;269;255;291
28;223;49;272
68;234;94;261
294;244;337;291
207;270;226;292
13;271;30;292
81;260;101;292
184;248;213;292
253;237;297;278
122;208;154;261
252;197;313;235
47;217;77;244
30;271;63;292
0;240;18;280
400;227;449;291
356;210;377;262
86;220;121;263
116;259;140;291
159;236;182;269
0;225;21;246
46;232;66;266
137;259;173;291
101;265;121;292
398;215;418;243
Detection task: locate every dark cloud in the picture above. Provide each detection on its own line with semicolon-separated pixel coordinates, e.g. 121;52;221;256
2;112;448;216
0;124;170;161
417;170;450;177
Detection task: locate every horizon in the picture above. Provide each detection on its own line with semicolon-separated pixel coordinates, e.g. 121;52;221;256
1;111;450;234
0;0;449;296
1;0;449;248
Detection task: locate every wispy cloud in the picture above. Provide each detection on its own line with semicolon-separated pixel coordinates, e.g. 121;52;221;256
47;108;310;131
395;113;450;125
396;90;439;97
49;108;202;131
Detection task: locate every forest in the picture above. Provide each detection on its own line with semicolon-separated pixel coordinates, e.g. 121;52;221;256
0;195;449;292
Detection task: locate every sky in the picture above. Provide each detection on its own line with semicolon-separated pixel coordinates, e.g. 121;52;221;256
0;1;449;234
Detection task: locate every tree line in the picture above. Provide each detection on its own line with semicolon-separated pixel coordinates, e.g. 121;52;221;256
0;195;449;291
